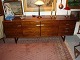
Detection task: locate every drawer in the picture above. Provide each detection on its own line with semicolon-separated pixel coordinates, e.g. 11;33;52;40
22;21;40;27
41;20;59;26
59;27;74;36
41;27;58;32
58;31;74;36
23;32;40;37
59;27;75;33
59;27;75;32
59;29;74;33
3;22;21;28
59;21;76;26
59;25;75;28
4;28;22;33
5;29;23;37
41;32;58;36
23;27;40;33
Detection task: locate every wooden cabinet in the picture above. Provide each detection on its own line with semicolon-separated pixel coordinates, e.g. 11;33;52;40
3;16;77;43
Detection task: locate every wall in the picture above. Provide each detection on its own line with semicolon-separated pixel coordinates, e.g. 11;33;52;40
23;0;67;15
22;0;80;16
2;0;80;37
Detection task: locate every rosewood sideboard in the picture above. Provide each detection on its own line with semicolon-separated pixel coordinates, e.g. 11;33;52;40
3;15;77;43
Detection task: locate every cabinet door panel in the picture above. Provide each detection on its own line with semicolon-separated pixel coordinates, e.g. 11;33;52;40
41;28;58;36
3;21;22;37
5;29;22;37
41;21;59;36
22;21;40;37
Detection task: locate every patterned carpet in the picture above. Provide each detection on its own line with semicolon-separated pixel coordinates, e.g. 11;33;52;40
0;37;73;60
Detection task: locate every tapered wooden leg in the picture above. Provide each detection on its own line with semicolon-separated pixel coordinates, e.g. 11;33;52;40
0;38;5;43
3;38;5;43
15;38;18;44
61;36;66;42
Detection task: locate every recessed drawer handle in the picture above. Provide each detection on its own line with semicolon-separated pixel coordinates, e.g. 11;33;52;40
66;24;69;25
36;25;40;26
36;24;44;26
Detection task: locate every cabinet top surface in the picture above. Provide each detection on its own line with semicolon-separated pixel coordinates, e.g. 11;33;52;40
4;15;78;22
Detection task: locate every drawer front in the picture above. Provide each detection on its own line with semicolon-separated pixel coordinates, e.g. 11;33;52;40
41;20;59;27
3;22;21;28
59;21;76;26
22;21;40;27
58;29;74;35
58;32;74;36
59;26;75;32
5;29;22;37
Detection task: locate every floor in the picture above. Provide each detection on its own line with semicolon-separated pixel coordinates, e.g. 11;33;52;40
65;35;80;60
0;37;73;60
0;35;80;60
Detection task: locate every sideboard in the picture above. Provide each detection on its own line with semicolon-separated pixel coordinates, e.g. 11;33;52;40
3;15;77;43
